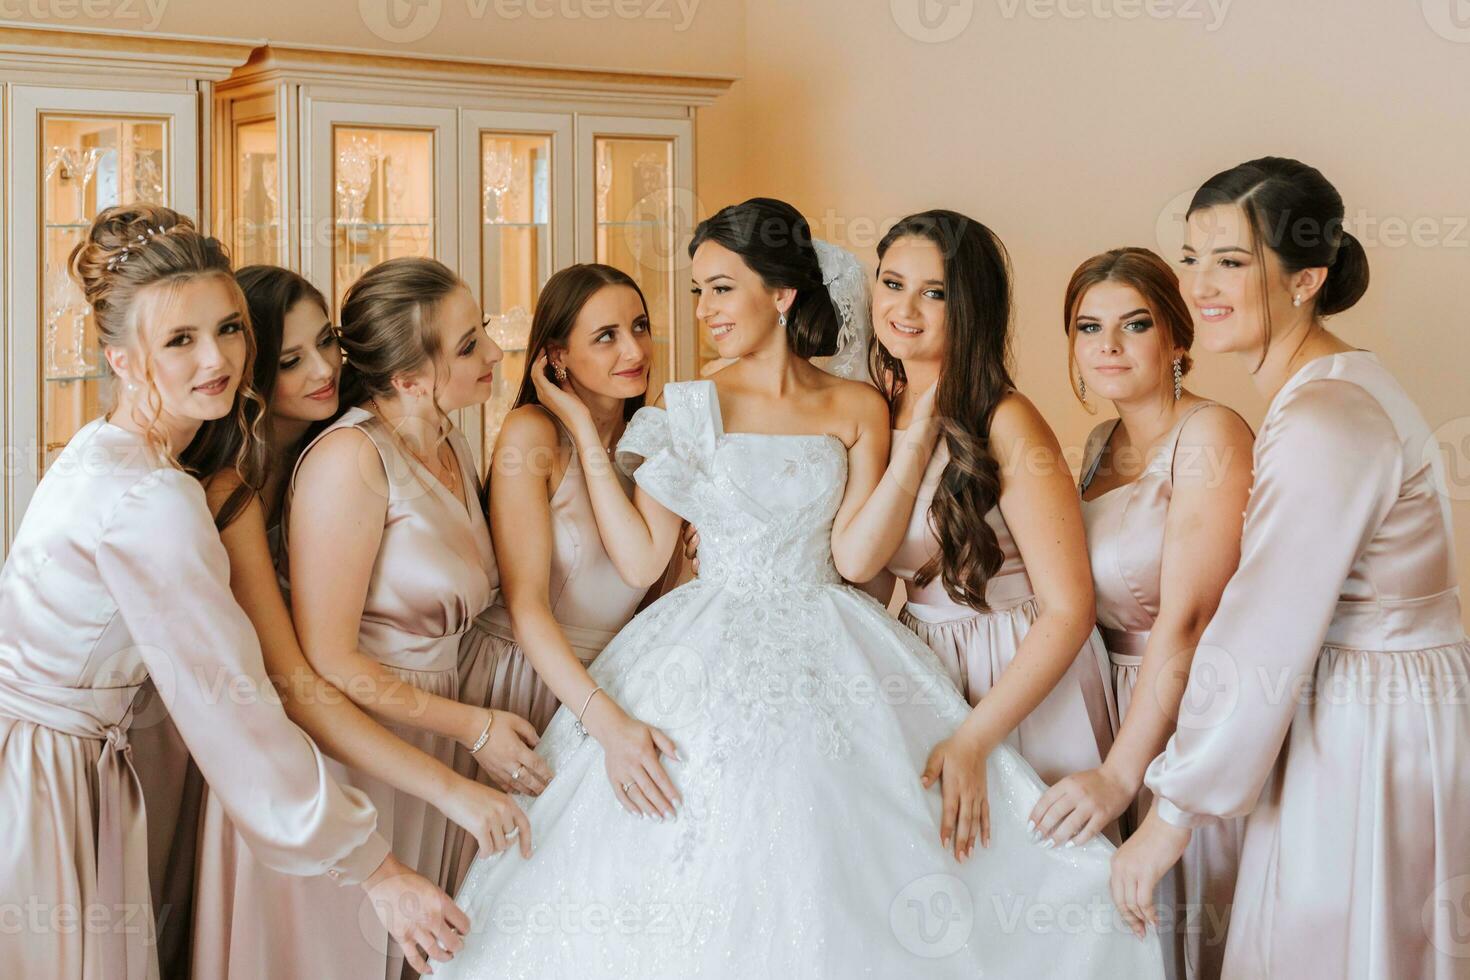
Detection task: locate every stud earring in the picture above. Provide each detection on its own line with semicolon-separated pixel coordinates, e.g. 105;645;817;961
1173;357;1183;400
1292;294;1303;307
554;364;568;383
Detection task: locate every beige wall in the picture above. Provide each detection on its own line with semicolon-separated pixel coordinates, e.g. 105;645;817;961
697;0;1470;627
7;0;744;76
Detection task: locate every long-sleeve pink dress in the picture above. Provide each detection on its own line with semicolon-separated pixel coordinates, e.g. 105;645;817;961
1145;351;1470;979
0;418;389;980
886;431;1119;785
189;407;497;980
441;416;649;894
1079;401;1246;980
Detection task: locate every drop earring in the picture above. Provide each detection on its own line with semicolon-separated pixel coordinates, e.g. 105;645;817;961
1078;377;1086;401
554;364;568;383
1173;357;1183;400
777;312;787;328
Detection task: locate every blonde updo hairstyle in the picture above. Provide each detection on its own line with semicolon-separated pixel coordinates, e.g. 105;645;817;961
69;204;266;508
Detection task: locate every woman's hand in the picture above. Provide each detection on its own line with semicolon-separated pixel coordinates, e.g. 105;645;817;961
681;523;700;576
362;853;470;974
584;695;682;821
465;708;553;797
529;352;594;436
1110;804;1192;938
439;773;535;859
1028;766;1134;848
920;729;992;861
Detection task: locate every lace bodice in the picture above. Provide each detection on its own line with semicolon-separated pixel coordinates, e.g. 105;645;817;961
615;380;848;596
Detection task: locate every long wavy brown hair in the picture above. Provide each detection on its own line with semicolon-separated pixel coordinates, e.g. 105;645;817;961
871;210;1014;610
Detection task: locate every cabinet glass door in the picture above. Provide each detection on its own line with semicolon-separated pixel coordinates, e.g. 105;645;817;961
577;116;695;405
6;86;197;545
233;116;281;268
304;102;457;318
460;110;573;467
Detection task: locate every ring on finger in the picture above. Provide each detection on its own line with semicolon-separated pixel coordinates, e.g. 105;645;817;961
510;765;524;782
504;825;519;840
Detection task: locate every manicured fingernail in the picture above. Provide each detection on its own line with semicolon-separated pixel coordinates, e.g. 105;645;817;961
941;836;949;849
1063;839;1075;849
1026;820;1035;833
1041;839;1055;849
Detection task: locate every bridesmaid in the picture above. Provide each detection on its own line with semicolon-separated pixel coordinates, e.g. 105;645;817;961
441;264;655;892
283;257;552;978
0;205;461;979
188;266;529;978
1028;247;1253;979
843;210;1118;860
1113;157;1470;979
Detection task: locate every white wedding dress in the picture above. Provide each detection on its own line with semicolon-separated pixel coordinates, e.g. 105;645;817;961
440;380;1162;979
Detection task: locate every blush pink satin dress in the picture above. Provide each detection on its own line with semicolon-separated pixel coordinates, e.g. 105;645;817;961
190;408;498;980
1079;401;1246;980
1145;352;1470;980
886;431;1119;786
442;418;649;893
0;419;389;980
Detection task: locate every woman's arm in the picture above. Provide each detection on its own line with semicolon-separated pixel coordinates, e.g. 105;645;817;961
1028;406;1254;846
492;407;682;820
520;357;684;587
957;392;1098;746
289;427;549;794
828;383;898;582
207;474;533;858
830;383;941;583
919;392;1097;862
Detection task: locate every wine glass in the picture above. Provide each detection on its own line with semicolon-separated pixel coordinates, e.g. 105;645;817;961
335;135;375;226
482;141;514;223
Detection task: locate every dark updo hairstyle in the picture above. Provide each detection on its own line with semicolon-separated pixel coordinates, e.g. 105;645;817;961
179;266;334;527
514;262;650;422
872;209;1015;610
71;203;267;528
1187;156;1369;370
1063;247;1195;409
687;197;840;358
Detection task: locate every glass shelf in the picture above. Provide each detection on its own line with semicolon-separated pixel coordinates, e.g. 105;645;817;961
476;131;555;460
331;126;436;312
40;114;168;476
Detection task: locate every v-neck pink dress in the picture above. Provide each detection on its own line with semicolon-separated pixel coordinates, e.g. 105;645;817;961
1079;401;1246;980
1145;352;1470;979
191;408;498;980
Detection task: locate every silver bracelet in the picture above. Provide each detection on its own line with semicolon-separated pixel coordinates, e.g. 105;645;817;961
469;711;494;753
574;686;605;738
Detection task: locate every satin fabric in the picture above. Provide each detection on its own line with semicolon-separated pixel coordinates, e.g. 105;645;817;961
190;409;495;980
1079;401;1247;980
0;419;388;980
442;419;647;894
1145;352;1470;979
886;430;1119;785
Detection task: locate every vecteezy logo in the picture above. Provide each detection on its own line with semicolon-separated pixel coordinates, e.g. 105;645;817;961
1424;415;1470;502
890;873;974;958
1424;874;1470;957
1423;0;1470;41
891;0;976;42
360;0;442;44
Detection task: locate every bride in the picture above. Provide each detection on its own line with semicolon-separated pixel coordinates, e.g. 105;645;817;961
437;198;1162;978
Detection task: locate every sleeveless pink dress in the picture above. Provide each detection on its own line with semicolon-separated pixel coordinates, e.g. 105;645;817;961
1079;401;1246;980
886;432;1118;785
191;408;497;980
442;418;649;893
